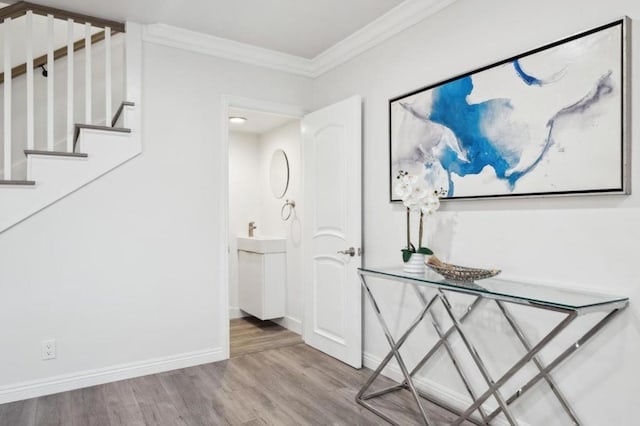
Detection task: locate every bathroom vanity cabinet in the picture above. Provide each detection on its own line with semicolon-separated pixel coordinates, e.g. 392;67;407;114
238;237;286;320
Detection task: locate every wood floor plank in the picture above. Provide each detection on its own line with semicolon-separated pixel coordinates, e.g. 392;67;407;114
230;317;303;358
102;380;146;426
34;392;70;426
158;368;225;426
0;318;469;425
129;375;188;426
0;398;37;426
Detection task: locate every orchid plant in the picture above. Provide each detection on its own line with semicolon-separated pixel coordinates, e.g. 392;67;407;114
394;170;445;262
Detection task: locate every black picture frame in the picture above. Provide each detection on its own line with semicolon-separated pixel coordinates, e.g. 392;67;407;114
389;17;631;202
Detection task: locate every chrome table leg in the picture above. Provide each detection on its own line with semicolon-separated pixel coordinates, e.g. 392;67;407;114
438;290;519;425
492;300;580;424
451;312;578;426
405;296;484;380
357;274;439;425
483;308;623;425
412;285;489;424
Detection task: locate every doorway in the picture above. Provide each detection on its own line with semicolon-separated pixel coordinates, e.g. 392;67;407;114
223;97;305;359
221;95;363;366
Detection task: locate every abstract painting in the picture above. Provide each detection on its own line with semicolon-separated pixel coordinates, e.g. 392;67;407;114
389;18;630;201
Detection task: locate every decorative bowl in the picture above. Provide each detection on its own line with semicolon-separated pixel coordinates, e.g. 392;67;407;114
426;256;501;282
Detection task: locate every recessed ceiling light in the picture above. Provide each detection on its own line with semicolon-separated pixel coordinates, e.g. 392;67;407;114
229;116;247;124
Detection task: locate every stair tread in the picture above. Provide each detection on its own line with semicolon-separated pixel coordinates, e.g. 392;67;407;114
111;101;136;127
24;150;88;158
0;180;36;186
73;124;132;150
74;124;132;140
75;124;132;132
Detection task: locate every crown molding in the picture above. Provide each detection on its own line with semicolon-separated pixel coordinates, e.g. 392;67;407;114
310;0;456;77
143;24;315;77
142;0;457;79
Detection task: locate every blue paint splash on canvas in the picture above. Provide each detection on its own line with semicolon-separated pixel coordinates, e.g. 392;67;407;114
508;71;615;182
424;70;614;196
513;60;544;86
428;76;517;195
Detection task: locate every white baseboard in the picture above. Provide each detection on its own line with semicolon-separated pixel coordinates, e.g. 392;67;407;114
229;306;248;319
363;352;530;426
273;316;302;335
0;347;225;405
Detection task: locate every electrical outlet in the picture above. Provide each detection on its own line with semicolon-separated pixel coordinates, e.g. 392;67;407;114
42;339;56;360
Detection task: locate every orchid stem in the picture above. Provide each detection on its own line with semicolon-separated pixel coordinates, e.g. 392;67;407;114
406;207;411;250
418;211;424;249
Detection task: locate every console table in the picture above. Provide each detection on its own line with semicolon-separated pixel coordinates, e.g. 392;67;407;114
357;267;628;426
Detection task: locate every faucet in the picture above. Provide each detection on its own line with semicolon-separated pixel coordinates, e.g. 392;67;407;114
248;221;257;237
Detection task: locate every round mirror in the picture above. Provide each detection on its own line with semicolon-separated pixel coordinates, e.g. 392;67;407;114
269;149;290;199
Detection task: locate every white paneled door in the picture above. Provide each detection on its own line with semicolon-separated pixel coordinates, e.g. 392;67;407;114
302;95;362;368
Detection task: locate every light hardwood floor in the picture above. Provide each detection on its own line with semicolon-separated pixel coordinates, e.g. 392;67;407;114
230;317;303;358
0;319;469;425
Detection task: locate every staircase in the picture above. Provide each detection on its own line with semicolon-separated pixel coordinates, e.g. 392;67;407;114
0;2;141;233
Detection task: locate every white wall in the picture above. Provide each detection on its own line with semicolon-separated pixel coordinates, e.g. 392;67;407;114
228;131;260;317
0;38;312;402
228;121;303;331
312;0;639;424
257;121;303;328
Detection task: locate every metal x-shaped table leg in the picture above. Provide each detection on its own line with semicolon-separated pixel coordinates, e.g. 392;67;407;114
475;308;623;425
437;290;519;425
357;270;627;426
358;273;440;425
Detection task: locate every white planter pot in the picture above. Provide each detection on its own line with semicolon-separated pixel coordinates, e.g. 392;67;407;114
403;253;425;274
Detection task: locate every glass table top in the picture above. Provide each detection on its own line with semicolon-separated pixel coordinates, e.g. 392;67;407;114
358;267;629;311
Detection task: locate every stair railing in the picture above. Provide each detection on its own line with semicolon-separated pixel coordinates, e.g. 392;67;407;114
0;2;125;180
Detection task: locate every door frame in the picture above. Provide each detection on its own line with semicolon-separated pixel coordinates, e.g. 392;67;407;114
219;95;306;359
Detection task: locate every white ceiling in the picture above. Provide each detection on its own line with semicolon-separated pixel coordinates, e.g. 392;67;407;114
7;0;406;58
228;108;298;135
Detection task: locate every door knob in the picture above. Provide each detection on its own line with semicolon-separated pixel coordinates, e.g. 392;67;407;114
337;247;357;257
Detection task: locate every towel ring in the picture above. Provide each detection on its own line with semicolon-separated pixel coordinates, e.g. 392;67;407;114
281;200;296;221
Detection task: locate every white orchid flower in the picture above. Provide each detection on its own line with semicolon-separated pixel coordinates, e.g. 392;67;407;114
397;173;444;263
402;195;419;211
411;180;429;200
420;195;440;215
394;181;412;199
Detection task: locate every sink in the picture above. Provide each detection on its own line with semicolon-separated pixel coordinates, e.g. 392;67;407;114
237;236;286;254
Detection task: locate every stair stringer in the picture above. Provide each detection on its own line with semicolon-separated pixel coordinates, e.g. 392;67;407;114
0;122;141;233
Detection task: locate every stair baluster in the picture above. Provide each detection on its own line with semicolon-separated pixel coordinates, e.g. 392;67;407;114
105;27;112;127
26;11;34;151
84;22;91;124
46;14;54;151
3;17;11;180
66;18;74;152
